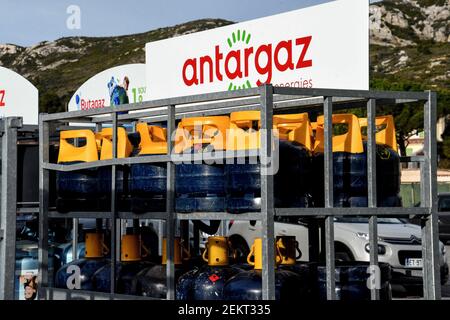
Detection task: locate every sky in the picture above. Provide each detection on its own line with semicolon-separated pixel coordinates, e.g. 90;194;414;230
0;0;378;47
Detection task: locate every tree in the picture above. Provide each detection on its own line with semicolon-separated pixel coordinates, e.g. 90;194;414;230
40;92;65;114
370;78;450;159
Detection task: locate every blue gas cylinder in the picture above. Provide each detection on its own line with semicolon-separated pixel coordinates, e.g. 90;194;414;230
175;116;230;213
55;233;110;291
192;265;242;300
56;129;100;212
96;127;133;211
134;237;190;298
92;234;152;294
56;258;110;291
225;112;314;213
176;162;226;212
93;260;152;294
316;261;392;300
178;236;241;300
223;237;306;300
311;114;402;208
176;268;200;300
129;123;168;213
223;268;305;301
56;169;100;212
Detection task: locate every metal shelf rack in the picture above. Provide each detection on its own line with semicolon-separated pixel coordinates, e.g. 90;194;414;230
38;85;440;300
0;118;40;300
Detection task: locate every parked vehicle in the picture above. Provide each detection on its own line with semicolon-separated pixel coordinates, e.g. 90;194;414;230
408;193;450;245
228;217;449;296
438;193;450;244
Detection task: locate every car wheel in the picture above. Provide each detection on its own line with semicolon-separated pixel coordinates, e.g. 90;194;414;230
334;242;355;262
228;235;250;263
335;252;353;262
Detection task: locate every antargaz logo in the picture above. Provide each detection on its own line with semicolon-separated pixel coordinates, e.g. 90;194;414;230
182;29;313;91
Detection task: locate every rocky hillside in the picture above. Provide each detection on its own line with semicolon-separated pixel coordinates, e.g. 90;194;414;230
0;0;448;106
371;0;449;45
370;0;449;90
0;19;232;101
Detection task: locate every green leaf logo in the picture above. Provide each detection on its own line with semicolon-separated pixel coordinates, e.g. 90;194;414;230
227;30;251;48
226;30;254;91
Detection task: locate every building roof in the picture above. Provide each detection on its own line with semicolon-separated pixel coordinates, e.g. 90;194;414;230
401;169;450;183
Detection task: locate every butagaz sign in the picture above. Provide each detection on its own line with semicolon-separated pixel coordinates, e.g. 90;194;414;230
146;0;369;100
68;63;147;112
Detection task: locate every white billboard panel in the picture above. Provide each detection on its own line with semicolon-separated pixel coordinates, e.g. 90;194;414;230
68;63;146;112
0;66;39;125
146;0;369;100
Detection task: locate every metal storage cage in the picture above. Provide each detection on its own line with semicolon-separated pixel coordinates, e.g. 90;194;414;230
37;85;441;300
0;118;40;300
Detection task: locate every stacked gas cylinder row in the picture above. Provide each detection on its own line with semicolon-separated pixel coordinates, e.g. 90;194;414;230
55;233;392;300
55;112;401;213
54;112;400;300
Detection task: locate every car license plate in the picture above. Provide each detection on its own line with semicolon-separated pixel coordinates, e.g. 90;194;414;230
405;258;423;268
411;270;423;277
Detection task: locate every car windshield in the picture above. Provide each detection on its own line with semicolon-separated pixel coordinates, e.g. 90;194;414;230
334;217;402;224
439;197;450;212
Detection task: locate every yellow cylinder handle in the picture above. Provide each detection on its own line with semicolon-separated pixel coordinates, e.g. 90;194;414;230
58;130;99;163
181;241;191;261
247;238;263;269
99;127;133;160
175;116;230;153
121;234;150;262
227;111;313;151
136;123;168;155
314;114;364;154
85;232;109;258
276;236;302;266
162;237;191;265
230;111;261;129
247;238;282;270
358;115;398;152
202;236;229;266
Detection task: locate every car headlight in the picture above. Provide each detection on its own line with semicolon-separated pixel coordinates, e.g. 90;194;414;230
356;232;370;241
356;232;382;242
364;243;387;255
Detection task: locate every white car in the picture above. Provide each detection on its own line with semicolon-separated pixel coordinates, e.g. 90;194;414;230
228;217;449;296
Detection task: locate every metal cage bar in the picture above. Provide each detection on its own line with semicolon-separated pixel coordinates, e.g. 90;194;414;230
260;84;276;300
323;96;336;300
166;105;176;300
367;98;380;300
421;91;441;299
109;111;118;294
0;118;21;300
38;116;50;297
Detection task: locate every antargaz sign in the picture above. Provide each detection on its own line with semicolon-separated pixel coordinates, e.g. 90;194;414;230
0;66;38;125
146;0;368;100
